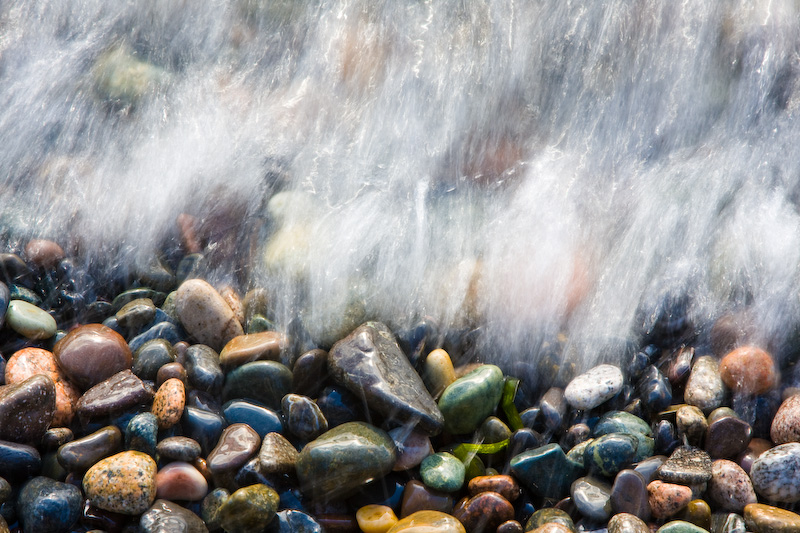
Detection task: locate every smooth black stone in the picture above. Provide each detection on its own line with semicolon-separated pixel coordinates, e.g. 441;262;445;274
110;288;167;313
0;254;32;285
327;322;444;435
222;400;283;438
637;365;672;414
610;469;649;520
184;345;224;394
316;386;362;428
0;440;41;481
654;420;680;456
396;317;438;370
222;361;292;410
18;476;82;533
348;474;405;511
705;416;752;459
139;499;207;533
156;437;202;463
520;407;544;432
0;374;56;443
128;322;184;354
291;349;328;398
133;339;177;381
181;407;225;456
57;426;122;472
0;281;8;327
187;390;221;414
628;345;658;379
264;509;322;533
41;428;73;452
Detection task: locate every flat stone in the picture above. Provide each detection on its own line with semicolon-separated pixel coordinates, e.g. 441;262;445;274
155;461;208;502
570;476;612;522
140;499;209;533
744;503;800;533
770;394;800;445
5;300;56;340
296;421;396;502
386;510;466;533
510;443;584;499
156;436;202;463
216;483;279;533
420;452;465;493
54;324;132;390
219;331;286;367
57;425;122;472
453;491;515;533
656;520;708;533
719;346;777;395
648;480;693;520
0;374;55;443
258;432;299;475
438;364;504;435
174;279;243;351
151;378;185;429
75;370;154;421
750;442;800;502
329;322;444;435
657;446;712;485
684;356;725;413
206;423;261;475
83;450;157;515
707;460;756;513
18;476;82;533
564;364;623;410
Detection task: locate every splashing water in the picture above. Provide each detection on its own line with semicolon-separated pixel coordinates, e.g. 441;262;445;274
2;1;800;374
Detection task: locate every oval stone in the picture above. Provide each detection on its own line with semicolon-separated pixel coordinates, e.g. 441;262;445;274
174;279;243;351
571;476;612;522
222;361;292;410
184;344;224;394
422;348;457;399
156;436;202;463
54;324;132;390
719;346;777;395
206;423;261;475
438;364;504;434
151;378;185;429
608;513;649;533
585;432;639;477
468;475;521;503
75;370;154;421
223;400;283;438
707;459;756;513
83;451;157;515
610;469;650;520
420;452;465;493
770;394;800;445
750;442;800;502
564;364;624;410
389;427;433;472
18;476;82;533
57;426;122;472
386;511;466;533
684;356;725;413
5;300;56;340
24;239;65;268
744;503;800;533
648;480;692;519
291;348;328;398
217;483;279;533
453;491;514;533
356;504;398;533
258;432;299;475
219;331;286;367
0;374;55;443
155;461;208;501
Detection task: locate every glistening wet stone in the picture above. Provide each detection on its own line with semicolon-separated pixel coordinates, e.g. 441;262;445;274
18;476;82;533
438;364;504;435
0;374;55;443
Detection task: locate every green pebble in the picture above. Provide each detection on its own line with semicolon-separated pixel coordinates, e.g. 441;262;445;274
585;433;639;477
525;508;576;532
657;520;710;533
217;483;279;533
438;365;504;434
5;300;56;340
510;443;584;499
420;452;465;493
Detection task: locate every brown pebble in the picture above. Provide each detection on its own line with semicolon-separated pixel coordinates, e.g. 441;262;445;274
155;362;187;388
496;520;523;533
400;479;454;517
151;378;185;429
24;239;65;268
453;491;514;533
744;503;800;533
219;331;287;367
467;475;521;503
54;324;133;390
719;346;777;395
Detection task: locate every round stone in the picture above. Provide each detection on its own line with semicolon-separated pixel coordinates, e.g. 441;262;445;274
207;423;261;475
422;348;457;399
151;378;185;429
83;451;157;515
155;461;208;501
564;364;623;410
156;436;202;463
707;459;756;513
216;483;279;533
705;415;752;459
356;504;398;533
24;239;65;268
420;452;465;493
585;433;639;477
5;300;56;340
174;279;244;351
657;520;709;533
115;298;157;331
219;331;286;367
467;475;521;503
0;374;55;443
453;491;515;533
608;513;649;533
18;476;82;533
771;394;800;444
437;364;504;434
719;346;777;395
750;442;800;502
291;348;328;398
386;511;466;533
54;324;132;390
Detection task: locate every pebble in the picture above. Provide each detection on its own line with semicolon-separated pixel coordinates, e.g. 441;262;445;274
282;393;328;441
116;298;157;331
584;433;639;477
219;330;286;367
206;423;260;475
389;427;434;471
156;436;202;463
266;509;323;533
677;499;711;530
718;346;777;395
140;499;209;533
400;479;455;517
607;513;649;533
705;415;751;459
422;349;457;399
610;469;650;520
0;441;40;481
258;432;299;475
155;461;208;501
453;491;515;533
386;510;466;533
156;361;187;388
564;364;624;410
132;339;177;382
438;364;504;435
174;279;244;351
570;476;612;522
510;443;583;500
656;520;708;533
744;503;800;533
706;460;756;513
770;393;800;444
711;512;746;533
17;476;81;533
5;300;57;340
684;356;725;413
184;344;224;394
54;324;133;390
329;322;444;435
656;446;712;485
0;374;55;443
57;425;122;472
525;508;575;532
126;412;158;458
749;442;800;502
291;348;328;398
217;483;279;533
151;378;185;429
83;450;157;515
467;475;521;502
675;405;707;447
637;365;673;413
647;480;693;520
296;422;396;502
498;520;524;533
222;399;283;437
356;504;398;533
420;452;465;493
221;360;292;409
24;239;65;268
181;407;225;455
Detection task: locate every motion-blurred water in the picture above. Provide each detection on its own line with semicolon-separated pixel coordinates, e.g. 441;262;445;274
2;1;800;372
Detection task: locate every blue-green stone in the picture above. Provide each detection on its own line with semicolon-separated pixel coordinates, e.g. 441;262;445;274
223;400;283;438
18;476;81;533
510;443;584;499
420;452;465;493
585;432;639;477
222;361;292;410
125;412;158;458
438;365;504;435
657;520;709;533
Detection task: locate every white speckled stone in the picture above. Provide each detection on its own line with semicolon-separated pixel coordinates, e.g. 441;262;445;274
750;443;800;502
564;364;624;410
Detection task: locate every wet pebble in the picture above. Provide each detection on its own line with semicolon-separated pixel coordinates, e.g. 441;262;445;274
54;323;132;390
155;461;208;501
705;415;751;459
570;476;612;522
222;399;283;437
706;459;756;513
222;360;292;410
647;480;693;520
258;432;298;475
637;365;673;414
770;393;800;444
610;469;650;520
400;479;455;517
607;513;649;533
126;412;158;458
422;348;457;399
0;440;41;481
0;374;55;443
525;508;575;532
24;239;65;269
5;300;56;340
17;476;82;533
139;498;209;533
57;426;122;472
454;491;515;533
719;346;777;395
675;405;707;447
282;393;328;441
684;355;725;413
219;330;286;367
291;348;328;398
151;378;185;429
510;443;583;500
174;279;244;351
83;450;157;515
744;503;800;533
181;407;225;456
585;433;639;477
467;475;520;503
387;510;466;533
438;364;504;435
184;344;224;394
116;298;157;331
389;427;433;471
656;446;712;485
749;442;800;502
216;483;279;533
420;452;465;493
206;423;260;475
156;436;202;463
656;520;708;533
132;339;177;382
356;504;398;533
564;364;624;410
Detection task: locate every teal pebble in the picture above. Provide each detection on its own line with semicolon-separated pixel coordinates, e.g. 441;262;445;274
125;412;158;458
420;452;465;493
585;433;639;477
510;443;584;499
594;411;655;462
657;520;710;533
222;361;292;410
438;365;505;434
5;300;56;340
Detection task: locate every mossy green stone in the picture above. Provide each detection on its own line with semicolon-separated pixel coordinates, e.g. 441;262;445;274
296;422;396;502
594;411;653;437
525;508;576;532
438;365;504;434
567;438;593;468
217;484;279;533
585;433;639;477
510;443;584;499
6;300;56;340
420;452;465;493
657;520;709;533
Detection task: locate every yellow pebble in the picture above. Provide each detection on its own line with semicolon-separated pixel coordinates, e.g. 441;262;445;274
357;505;399;533
386;511;466;533
422;349;456;398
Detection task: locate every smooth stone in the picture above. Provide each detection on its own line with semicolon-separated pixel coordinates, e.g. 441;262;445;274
282;393;328;441
111;288;167;313
223;400;283;438
0;253;31;284
770;394;800;444
684;356;725;413
265;509;323;533
421;349;456;399
356;504;398;533
184;344;224;394
5;300;56;340
18;476;81;533
83;451;157;515
389;427;433;471
155;461;208;501
707;460;756;513
584;433;639;477
296;421;396;502
6;347;80;428
676;405;708;447
151;378;185;429
528;524;573;533
206;423;261;475
41;427;73;451
0;374;55;442
610;469;650;520
509;428;544;459
128;322;185;355
678;499;711;530
116;298;157;331
0;440;40;481
453;491;515;533
420;452;465;493
132;339;177;382
468;475;521;503
53;324;132;390
657;520;708;533
657;446;712;485
498;521;524;533
24;239;64;268
637;365;673;414
634;455;667;483
156;437;202;463
181;407;225;456
126;412;158;458
386;510;466;533
655;420;681;457
329;322;444;435
156;361;187;388
258;432;299;475
57;426;122;472
510;443;584;499
316;385;363;427
564;364;624;410
744;503;800;533
174;279;243;351
711;512;746;533
438;364;504;435
594;411;652;438
140;499;209;533
719;346;777;395
607;513;649;533
540;387;568;431
525;508;575;532
222;360;292;410
705;416;751;459
570;476;612;522
219;331;286;367
738;437;774;474
648;480;693;520
750;442;800;502
201;487;229;531
216;483;279;533
400;479;454;517
291;348;328;398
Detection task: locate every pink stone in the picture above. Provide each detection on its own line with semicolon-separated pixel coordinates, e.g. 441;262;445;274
155;461;208;502
647;480;692;519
